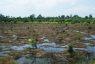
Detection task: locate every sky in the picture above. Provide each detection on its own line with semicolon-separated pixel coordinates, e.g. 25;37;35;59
0;0;95;17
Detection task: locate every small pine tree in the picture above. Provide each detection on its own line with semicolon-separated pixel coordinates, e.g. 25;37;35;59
28;38;37;49
68;45;74;57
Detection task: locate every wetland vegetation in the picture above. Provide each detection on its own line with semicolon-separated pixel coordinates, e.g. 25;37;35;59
0;14;95;64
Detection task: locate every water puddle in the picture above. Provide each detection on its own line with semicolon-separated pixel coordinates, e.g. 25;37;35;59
0;42;65;57
86;46;95;53
11;44;32;51
17;56;51;64
0;34;95;64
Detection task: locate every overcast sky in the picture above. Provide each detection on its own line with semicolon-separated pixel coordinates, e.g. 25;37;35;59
0;0;95;17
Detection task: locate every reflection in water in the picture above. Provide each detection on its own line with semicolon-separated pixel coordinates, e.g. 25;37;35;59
17;56;52;64
0;42;65;57
10;43;65;52
84;35;95;40
0;34;95;64
87;46;95;53
11;44;32;51
37;43;64;53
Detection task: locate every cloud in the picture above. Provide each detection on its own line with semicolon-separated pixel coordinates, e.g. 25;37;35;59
0;0;95;17
61;5;95;16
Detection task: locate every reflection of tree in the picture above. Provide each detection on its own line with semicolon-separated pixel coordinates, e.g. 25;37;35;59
31;50;36;64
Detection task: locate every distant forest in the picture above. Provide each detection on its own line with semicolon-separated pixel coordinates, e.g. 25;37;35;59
0;14;95;24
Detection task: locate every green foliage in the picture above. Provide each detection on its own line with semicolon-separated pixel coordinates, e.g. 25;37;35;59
0;57;18;64
68;45;75;57
0;14;95;24
28;38;37;49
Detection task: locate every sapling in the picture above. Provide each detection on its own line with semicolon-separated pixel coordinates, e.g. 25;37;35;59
28;38;37;49
68;44;75;57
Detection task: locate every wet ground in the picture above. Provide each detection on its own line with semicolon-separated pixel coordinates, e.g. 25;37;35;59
0;30;95;64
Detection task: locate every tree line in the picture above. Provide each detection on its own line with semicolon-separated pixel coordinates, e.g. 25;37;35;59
0;14;95;24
